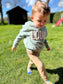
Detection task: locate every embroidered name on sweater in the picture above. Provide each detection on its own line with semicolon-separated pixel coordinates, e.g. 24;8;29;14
31;31;46;40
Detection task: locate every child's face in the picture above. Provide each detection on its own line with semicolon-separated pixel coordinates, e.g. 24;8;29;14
31;12;49;28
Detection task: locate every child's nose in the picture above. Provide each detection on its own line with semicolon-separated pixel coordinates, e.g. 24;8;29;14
41;22;43;25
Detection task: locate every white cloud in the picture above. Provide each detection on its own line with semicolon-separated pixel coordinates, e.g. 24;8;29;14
50;0;54;3
26;0;48;7
26;0;54;7
41;0;47;2
26;0;29;3
27;12;31;16
26;0;36;7
58;0;63;7
51;8;59;13
6;3;11;8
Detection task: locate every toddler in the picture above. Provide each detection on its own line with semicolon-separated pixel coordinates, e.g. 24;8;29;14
12;1;54;84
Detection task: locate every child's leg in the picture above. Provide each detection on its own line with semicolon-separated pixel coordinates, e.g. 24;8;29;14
28;59;34;69
27;50;40;69
27;59;33;74
27;49;48;81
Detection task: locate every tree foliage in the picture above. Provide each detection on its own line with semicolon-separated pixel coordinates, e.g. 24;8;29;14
0;0;4;24
47;11;63;23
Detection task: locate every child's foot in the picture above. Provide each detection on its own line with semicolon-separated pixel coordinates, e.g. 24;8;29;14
27;67;32;74
45;80;54;84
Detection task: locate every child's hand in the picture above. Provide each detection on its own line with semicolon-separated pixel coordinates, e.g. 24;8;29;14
12;47;16;52
47;47;50;51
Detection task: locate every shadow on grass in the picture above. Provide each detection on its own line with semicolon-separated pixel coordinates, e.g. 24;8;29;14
31;67;63;84
46;67;63;84
0;23;8;25
31;67;37;70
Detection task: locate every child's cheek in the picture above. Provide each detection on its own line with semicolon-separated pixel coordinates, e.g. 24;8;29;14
36;23;40;26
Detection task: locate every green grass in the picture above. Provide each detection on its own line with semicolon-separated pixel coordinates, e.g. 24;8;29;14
0;24;63;84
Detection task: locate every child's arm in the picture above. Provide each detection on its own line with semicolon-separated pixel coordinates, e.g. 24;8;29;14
12;32;23;51
12;47;16;52
12;28;27;52
12;33;22;52
12;26;30;52
44;39;50;51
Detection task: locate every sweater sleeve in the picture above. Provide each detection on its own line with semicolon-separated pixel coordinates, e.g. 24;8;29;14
12;21;33;48
44;39;49;48
12;30;24;47
12;27;29;48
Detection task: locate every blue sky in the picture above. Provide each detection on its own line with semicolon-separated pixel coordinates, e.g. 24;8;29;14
1;0;63;18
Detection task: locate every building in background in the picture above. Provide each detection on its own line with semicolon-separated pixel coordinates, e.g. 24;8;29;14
6;6;28;24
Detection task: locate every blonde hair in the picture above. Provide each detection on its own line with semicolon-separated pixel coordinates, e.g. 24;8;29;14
32;1;50;16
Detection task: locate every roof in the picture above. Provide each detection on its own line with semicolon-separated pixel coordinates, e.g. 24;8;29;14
6;6;28;14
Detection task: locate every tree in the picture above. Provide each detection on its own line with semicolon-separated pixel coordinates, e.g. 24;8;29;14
0;0;4;24
47;0;55;23
37;0;41;1
47;0;50;5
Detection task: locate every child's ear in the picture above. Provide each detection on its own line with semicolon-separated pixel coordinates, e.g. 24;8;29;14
30;16;33;21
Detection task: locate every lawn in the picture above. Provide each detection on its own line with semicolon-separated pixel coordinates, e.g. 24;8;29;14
0;24;63;84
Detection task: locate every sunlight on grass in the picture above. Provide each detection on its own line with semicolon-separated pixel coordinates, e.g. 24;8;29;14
0;24;63;84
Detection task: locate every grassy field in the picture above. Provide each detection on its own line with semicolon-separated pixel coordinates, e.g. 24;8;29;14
0;24;63;84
